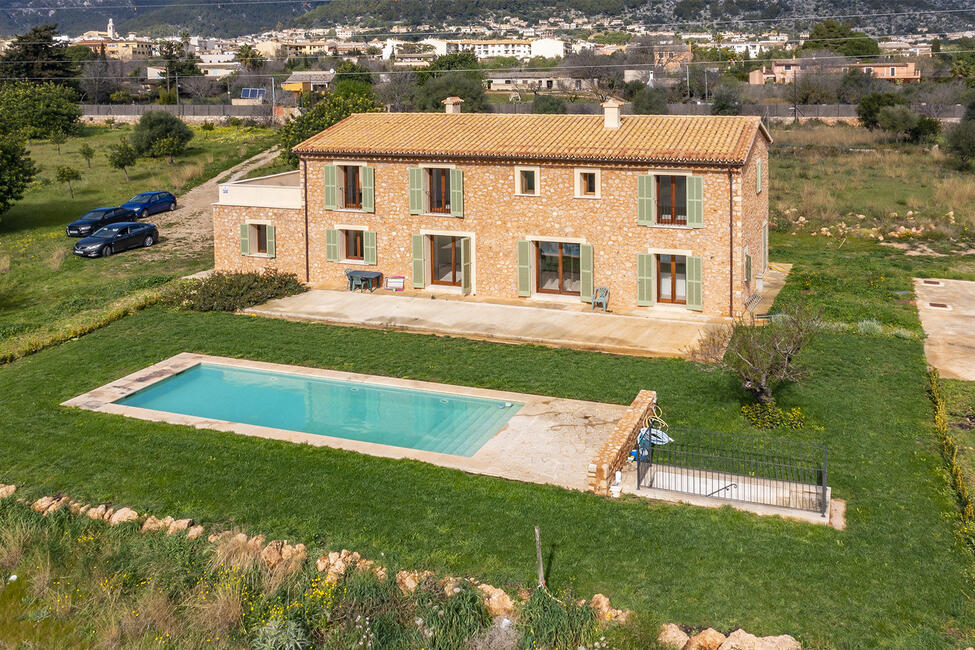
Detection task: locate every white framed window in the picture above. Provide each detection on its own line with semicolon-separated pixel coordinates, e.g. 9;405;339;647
514;166;540;196
574;168;600;199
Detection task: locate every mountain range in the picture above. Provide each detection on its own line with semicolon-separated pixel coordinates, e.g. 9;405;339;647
0;0;973;39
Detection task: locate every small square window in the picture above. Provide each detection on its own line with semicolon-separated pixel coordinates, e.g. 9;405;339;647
516;167;538;195
574;169;600;199
253;224;268;254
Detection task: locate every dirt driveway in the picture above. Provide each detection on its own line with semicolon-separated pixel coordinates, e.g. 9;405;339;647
138;146;279;262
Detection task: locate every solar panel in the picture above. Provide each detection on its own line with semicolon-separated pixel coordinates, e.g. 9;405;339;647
240;88;266;99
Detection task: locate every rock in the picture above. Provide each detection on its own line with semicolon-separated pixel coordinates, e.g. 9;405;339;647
373;565;388;582
315;555;330;573
45;497;70;516
186;525;205;540
68;501;85;515
167;518;193;535
108;507;139;526
141;516;167;533
245;534;265;551
86;504;107;520
31;496;55;513
0;485;16;499
262;540;285;569
478;584;514;617
396;570;433;595
208;531;231;544
685;628;727;650
101;508;115;522
657;623;690;649
718;630;801;650
588;593;630;624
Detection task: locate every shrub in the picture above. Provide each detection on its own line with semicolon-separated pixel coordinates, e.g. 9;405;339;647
532;94;567;114
278;92;381;167
741;400;806;430
413;579;490;649
252;617;311;650
710;84;741;115
630;86;668;115
947;120;975;169
0;81;81;139
130;111;193;157
856;318;884;336
106;140;137;181
0;135;38;218
164;269;306;312
518;588;597;650
856;92;907;130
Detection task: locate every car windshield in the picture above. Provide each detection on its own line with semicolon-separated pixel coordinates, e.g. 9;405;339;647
92;225;123;239
80;210;110;220
128;193;152;202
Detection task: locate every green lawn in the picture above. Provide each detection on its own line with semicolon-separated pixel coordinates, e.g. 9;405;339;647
0;124;276;350
0;307;971;647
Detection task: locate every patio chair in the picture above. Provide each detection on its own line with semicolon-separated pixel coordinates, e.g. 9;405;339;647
344;269;367;292
592;286;610;311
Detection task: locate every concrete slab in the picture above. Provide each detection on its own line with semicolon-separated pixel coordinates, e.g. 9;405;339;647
245;290;724;358
914;278;975;380
64;353;626;492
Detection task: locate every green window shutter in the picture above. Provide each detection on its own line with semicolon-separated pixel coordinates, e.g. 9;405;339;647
686;256;703;311
637;174;656;226
325;228;339;262
686;176;704;228
517;240;531;297
363;230;377;265
637;253;654;306
579;243;593;303
411;234;425;288
450;169;464;217
408;168;423;214
745;253;752;284
239;223;250;256
323;164;337;210
460;237;472;295
756;159;763;194
266;225;276;258
361;166;375;213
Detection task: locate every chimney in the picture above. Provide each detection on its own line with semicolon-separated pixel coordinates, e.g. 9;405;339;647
442;96;464;114
601;98;623;129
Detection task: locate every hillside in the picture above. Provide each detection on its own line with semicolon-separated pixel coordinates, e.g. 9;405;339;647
0;0;973;37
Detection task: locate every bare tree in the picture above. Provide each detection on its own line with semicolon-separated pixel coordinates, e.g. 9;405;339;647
180;74;218;101
80;58;125;103
376;70;416;112
689;305;821;403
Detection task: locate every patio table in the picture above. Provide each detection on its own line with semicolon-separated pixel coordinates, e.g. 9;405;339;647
346;269;382;292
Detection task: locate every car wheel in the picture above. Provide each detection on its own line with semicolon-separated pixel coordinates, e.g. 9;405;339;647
102;246;113;257
143;235;154;248
169;202;176;211
140;209;148;219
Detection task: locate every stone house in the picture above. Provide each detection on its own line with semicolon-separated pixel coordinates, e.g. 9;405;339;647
212;98;770;318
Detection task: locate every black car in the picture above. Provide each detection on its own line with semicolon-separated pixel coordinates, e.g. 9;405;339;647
66;207;137;237
73;222;159;258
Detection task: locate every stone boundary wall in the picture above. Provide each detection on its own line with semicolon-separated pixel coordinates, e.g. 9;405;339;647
587;389;657;495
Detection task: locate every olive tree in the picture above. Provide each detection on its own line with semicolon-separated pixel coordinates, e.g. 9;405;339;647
0;135;38;219
55;165;82;199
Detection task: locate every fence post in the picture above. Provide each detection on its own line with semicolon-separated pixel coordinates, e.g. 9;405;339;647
534;526;545;588
822;446;829;516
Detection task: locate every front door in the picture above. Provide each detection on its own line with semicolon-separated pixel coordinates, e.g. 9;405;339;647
657;254;687;304
431;235;461;286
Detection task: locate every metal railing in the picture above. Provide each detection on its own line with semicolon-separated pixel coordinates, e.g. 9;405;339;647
636;427;828;515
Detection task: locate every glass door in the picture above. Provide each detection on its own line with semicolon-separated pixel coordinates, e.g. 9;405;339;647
536;242;581;295
431;236;460;286
657;254;687;304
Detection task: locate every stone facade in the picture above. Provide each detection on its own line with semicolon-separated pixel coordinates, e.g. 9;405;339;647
213;124;768;319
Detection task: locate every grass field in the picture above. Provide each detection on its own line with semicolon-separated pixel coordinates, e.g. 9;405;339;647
0;124;276;354
0;308;972;648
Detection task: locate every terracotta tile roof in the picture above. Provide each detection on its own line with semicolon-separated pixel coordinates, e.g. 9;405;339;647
293;112;770;166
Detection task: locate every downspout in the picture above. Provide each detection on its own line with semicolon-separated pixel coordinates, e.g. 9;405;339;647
728;168;734;320
302;159;310;283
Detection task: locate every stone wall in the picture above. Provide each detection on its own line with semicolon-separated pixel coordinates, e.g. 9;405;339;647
213;147;769;317
587;389;657;495
212;204;306;278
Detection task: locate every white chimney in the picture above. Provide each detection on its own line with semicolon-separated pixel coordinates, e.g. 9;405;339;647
601;98;623;129
442;96;465;114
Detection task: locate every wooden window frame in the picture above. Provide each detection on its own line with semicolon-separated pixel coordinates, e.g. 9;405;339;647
430;235;461;286
656;175;688;225
515;167;539;196
574;169;600;199
656;254;687;305
340;166;362;210
427;168;451;214
344;229;364;260
535;241;581;296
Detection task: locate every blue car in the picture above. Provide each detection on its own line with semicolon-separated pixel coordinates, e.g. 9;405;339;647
121;191;177;218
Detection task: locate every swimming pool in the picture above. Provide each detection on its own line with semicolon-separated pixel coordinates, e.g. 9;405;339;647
115;363;522;457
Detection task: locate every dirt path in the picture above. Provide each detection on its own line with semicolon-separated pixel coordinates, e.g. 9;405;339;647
139;146;280;263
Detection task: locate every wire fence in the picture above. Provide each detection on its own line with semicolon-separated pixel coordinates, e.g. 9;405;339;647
636;427;828;515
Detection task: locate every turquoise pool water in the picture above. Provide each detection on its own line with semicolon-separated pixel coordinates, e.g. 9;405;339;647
115;363;522;456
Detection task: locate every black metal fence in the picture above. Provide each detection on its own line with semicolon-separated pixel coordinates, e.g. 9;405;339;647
636;427;828;515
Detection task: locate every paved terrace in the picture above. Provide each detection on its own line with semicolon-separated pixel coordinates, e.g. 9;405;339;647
915;278;975;381
245;266;788;358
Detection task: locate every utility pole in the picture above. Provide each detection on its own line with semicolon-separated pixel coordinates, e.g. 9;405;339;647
792;71;798;125
685;62;690;101
175;72;180;113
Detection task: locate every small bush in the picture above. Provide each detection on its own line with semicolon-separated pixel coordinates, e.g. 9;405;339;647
741;400;806;430
532;95;567;114
165;269;306;312
252;617;311;650
413;579;490;649
518;587;597;650
131;111;193;157
856;318;884;336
